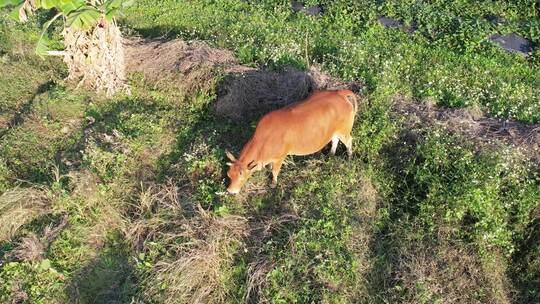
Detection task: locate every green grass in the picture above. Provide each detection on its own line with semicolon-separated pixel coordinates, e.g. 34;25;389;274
124;0;540;123
0;1;539;303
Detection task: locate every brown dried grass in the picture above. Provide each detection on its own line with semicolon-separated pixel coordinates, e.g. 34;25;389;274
11;233;45;262
142;208;247;304
124;38;241;78
214;64;363;120
124;37;538;158
10;214;68;262
393;238;511;304
243;213;299;304
125;181;248;304
244;258;272;304
0;187;49;241
124;38;364;120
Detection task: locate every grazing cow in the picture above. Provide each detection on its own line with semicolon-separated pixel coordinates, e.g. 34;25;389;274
226;89;359;194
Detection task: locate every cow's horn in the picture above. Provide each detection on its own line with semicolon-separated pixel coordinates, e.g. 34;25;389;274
226;150;236;161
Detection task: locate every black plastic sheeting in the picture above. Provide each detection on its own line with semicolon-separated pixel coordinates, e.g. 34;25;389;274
377;16;417;34
291;1;323;16
490;33;533;56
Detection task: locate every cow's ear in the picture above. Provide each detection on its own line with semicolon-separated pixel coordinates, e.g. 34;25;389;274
247;160;257;170
226;162;233;167
226;150;236;161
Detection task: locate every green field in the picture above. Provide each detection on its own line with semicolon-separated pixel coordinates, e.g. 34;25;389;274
1;1;539;303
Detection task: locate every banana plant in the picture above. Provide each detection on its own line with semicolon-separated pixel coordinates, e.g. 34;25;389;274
1;0;134;96
1;0;133;57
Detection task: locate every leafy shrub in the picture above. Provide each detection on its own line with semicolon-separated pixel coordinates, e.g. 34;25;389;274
390;128;539;257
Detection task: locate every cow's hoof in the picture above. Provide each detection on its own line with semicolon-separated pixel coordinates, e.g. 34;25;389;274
270;181;277;189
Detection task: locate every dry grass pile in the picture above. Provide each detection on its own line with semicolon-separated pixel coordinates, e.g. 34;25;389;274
10;215;68;262
124;38;243;78
125;182;248;304
215;67;313;120
0;187;50;241
215;64;363;120
124;38;238;96
393;96;540;161
215;65;362;120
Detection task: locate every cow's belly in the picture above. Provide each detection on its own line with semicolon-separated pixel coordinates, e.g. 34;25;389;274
287;132;334;156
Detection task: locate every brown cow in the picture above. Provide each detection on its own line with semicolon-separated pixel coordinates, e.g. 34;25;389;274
226;89;358;194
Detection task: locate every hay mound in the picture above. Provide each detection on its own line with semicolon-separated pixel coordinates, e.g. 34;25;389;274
216;65;363;120
215;67;312;120
124;38;248;78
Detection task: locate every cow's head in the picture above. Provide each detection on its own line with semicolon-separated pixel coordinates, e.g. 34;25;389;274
225;151;257;194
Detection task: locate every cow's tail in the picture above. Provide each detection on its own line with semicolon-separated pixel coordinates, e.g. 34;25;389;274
346;93;359;114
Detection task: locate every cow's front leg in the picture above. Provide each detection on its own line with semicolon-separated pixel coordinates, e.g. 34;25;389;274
271;158;284;188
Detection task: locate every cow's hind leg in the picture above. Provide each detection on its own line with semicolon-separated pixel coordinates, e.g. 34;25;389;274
338;134;353;159
330;136;339;155
271;158;285;188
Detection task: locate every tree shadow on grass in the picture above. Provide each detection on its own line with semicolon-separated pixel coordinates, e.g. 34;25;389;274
0;80;54;139
510;213;540;303
66;232;139;304
360;128;425;302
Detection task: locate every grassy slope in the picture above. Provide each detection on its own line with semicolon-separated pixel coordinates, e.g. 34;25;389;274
0;1;539;303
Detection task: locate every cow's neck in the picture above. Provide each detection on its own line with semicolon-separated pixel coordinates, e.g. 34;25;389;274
238;139;260;165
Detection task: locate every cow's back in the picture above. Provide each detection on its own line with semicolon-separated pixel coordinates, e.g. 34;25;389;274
253;90;356;157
